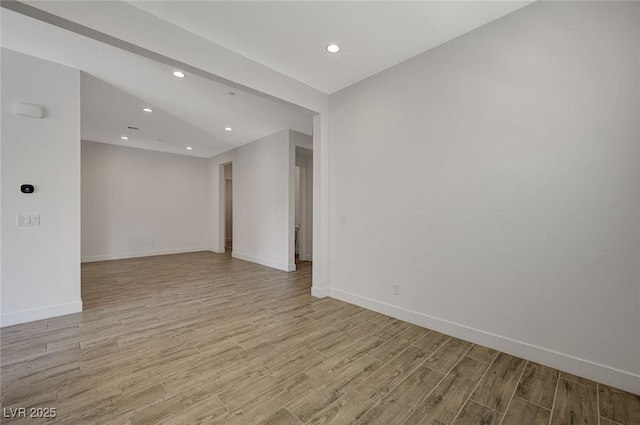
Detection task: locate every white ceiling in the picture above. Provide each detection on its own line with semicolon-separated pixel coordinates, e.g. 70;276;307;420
1;7;313;158
2;1;535;157
129;1;534;94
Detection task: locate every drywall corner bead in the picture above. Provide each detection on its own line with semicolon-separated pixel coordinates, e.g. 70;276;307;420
14;102;45;118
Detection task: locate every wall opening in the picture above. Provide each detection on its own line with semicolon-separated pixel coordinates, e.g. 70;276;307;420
295;146;313;264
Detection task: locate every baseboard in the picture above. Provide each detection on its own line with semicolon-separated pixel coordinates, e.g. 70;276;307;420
311;287;329;298
1;300;83;328
232;252;295;272
210;248;226;254
81;247;209;263
328;288;640;395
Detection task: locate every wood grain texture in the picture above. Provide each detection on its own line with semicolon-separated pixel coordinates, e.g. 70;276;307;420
470;352;526;412
451;400;503;425
254;408;304;425
413;331;451;355
599;384;640;425
356;346;430;401
306;390;374;425
382;366;444;409
501;396;551;425
402;410;447;425
356;398;415;425
1;252;637;425
465;344;498;364
423;338;472;374
369;325;429;363
550;378;598;425
600;418;623;425
515;361;558;409
559;371;597;388
418;357;489;424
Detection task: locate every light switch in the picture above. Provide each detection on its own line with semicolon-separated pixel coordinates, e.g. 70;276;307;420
17;214;40;226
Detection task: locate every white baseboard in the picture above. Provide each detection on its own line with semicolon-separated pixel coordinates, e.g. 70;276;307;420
210;247;226;254
81;247;209;263
311;287;329;298
232;252;295;272
1;300;83;328
328;288;640;395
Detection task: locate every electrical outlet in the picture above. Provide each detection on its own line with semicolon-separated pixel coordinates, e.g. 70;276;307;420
392;283;400;296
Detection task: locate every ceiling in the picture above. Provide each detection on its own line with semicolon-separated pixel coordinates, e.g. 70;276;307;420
2;1;535;157
1;7;313;158
129;1;534;94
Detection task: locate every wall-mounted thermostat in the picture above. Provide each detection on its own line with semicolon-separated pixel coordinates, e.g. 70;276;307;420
21;184;35;194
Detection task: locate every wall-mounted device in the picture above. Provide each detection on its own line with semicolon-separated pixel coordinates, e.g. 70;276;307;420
20;184;35;194
14;102;45;119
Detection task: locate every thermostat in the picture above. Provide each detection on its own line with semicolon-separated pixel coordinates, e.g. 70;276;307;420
21;184;35;194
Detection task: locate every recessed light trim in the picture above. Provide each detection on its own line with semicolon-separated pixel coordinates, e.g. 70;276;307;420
172;71;186;78
142;108;153;113
186;146;193;150
225;127;232;131
121;136;129;140
326;44;340;53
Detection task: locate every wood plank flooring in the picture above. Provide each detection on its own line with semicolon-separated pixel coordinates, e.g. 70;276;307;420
1;251;638;425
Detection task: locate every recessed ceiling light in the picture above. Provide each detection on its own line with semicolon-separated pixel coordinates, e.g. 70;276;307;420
172;71;186;78
121;136;129;140
142;108;153;113
225;127;232;131
326;44;340;53
186;146;193;150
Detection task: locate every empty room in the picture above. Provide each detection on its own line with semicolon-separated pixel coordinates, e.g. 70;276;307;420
1;1;638;425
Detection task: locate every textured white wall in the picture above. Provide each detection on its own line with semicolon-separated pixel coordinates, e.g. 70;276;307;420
328;1;640;393
81;141;210;262
1;49;82;326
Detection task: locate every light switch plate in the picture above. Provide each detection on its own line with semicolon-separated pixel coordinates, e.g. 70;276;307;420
17;214;40;226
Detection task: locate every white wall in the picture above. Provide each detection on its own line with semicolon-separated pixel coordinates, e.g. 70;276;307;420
81;141;210;262
1;49;82;327
231;130;292;271
208;130;312;271
13;0;331;294
328;1;640;394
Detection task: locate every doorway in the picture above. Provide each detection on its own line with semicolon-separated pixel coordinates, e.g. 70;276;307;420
295;147;313;264
221;162;233;253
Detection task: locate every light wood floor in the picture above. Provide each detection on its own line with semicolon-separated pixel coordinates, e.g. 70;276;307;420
1;251;638;425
